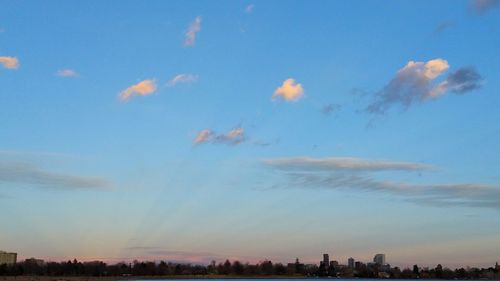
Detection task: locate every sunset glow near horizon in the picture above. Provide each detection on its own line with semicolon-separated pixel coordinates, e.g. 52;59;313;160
1;0;500;269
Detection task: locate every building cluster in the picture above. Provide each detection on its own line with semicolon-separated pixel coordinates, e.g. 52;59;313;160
0;251;17;266
2;249;500;279
312;253;391;277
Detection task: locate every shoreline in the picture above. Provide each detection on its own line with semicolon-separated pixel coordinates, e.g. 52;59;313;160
0;276;310;281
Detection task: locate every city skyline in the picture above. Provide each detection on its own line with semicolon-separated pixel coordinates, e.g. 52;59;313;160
1;0;500;269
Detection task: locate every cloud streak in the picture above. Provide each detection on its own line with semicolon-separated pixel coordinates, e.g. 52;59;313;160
0;56;19;69
263;157;433;172
366;59;482;114
119;79;157;101
0;161;110;190
194;127;246;145
262;156;500;210
56;69;78;77
184;16;202;47
272;78;304;102
167;74;198;87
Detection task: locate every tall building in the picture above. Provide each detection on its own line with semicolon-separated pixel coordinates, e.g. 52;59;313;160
348;257;355;269
323;253;329;266
0;251;17;266
373;253;386;265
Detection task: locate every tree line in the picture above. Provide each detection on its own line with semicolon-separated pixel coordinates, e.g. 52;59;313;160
1;258;500;279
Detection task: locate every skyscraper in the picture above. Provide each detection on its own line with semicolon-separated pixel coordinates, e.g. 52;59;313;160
348;257;355;269
373;254;386;265
323;254;329;266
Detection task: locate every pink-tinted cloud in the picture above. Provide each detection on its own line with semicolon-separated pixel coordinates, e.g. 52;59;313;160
56;69;78;77
184;16;202;46
119;79;157;101
272;78;304;102
194;129;214;144
0;56;19;69
194;127;246;145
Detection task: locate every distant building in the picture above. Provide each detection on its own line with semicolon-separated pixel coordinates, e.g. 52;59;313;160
287;258;305;274
323;253;329;265
355;261;364;269
373;253;386;265
348;257;355;269
0;251;17;265
305;264;318;271
25;257;45;266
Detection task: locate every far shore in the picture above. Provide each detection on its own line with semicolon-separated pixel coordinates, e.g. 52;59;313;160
0;275;310;281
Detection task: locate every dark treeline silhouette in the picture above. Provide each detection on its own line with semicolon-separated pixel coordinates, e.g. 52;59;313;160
1;258;500;279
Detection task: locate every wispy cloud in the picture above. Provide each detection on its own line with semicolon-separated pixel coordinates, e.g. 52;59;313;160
0;161;110;190
471;0;500;13
272;78;304;102
321;103;342;115
434;21;454;33
56;69;78;77
262;156;433;172
119;79;157;101
245;4;255;14
0;56;19;69
428;66;482;98
194;129;214;144
194;127;246;145
366;59;482;114
262;156;500;210
167;73;198;87
184;16;202;47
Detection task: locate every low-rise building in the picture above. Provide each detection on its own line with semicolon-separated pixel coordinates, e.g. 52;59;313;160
25;257;45;266
0;251;17;265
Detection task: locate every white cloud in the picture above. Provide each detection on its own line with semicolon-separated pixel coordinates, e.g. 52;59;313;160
367;59;482;114
167;74;198;87
0;56;19;69
56;69;78;77
119;79;157;101
184;16;202;47
272;78;304;102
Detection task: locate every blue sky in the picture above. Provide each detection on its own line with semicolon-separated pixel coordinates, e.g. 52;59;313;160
1;0;500;268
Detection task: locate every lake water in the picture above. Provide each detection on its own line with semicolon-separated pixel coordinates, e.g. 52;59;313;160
129;279;410;281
